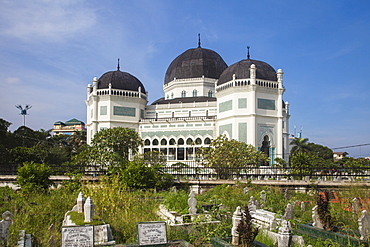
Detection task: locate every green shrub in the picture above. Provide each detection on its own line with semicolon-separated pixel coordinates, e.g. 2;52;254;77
17;161;53;193
162;190;189;215
118;159;173;190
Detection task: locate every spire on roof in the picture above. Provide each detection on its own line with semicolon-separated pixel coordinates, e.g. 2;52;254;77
117;58;120;71
198;33;201;48
247;46;250;59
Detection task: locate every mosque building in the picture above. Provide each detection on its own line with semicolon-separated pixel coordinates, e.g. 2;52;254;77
85;39;290;165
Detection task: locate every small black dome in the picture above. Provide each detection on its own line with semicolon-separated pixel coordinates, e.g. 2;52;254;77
98;70;146;93
217;59;277;86
164;47;228;84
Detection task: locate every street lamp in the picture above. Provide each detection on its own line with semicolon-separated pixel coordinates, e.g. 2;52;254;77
15;104;32;126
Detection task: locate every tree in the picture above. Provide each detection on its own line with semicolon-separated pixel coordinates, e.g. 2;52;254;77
0;118;12;164
199;135;269;179
289;152;315;179
66;130;87;154
17;161;53;193
273;157;287;168
340;157;370;176
118;151;173;190
73;127;142;169
290;137;310;155
306;143;333;161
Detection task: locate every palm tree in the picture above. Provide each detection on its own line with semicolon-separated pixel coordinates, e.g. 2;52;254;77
290;137;310;155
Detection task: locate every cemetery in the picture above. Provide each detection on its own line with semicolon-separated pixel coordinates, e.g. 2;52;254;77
1;175;370;247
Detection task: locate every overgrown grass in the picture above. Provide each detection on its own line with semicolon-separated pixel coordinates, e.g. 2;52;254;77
81;175;161;243
3;179;369;246
2;187;76;246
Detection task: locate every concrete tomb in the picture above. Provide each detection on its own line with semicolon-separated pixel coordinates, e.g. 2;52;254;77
358;210;370;241
0;211;12;245
62;193;115;246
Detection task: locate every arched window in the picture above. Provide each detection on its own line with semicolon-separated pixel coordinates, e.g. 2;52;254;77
208;90;213;97
171;92;174;99
181;90;186;98
161;139;167;145
186;138;193;145
144;139;151;146
195;138;202;145
152;139;159;145
178;138;184;145
169;138;176;145
192;89;197;97
204;137;211;144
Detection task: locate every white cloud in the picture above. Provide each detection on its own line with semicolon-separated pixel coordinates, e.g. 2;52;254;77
4;77;22;84
0;0;97;43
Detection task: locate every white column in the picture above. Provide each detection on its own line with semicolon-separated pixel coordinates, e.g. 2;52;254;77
249;64;257;146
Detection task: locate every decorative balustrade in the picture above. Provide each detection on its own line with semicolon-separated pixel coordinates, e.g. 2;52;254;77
139;115;216;123
91;89;147;99
216;79;280;92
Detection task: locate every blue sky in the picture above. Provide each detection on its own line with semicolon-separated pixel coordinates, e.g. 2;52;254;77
1;0;370;158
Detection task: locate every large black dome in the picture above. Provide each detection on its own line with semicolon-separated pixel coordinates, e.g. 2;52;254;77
217;59;277;86
98;70;146;93
164;47;228;84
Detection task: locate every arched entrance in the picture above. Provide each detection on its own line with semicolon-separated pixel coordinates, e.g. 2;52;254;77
261;135;270;166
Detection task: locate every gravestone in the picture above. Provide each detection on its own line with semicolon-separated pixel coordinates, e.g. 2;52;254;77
283;203;294;220
62;226;94;247
94;224;114;245
84;197;94;223
231;206;242;245
0;211;12;245
353;198;361;214
77;192;85;213
284;189;290;201
312;205;324;229
249;196;257;212
260;190;266;207
255;200;260;209
188;191;197;215
300;201;306;211
243;187;249;194
137;222;167;246
358;210;370;240
278;220;292;247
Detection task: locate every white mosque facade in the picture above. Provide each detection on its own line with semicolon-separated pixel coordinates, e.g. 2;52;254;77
85;43;290;165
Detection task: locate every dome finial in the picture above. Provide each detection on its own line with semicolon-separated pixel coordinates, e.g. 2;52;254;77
198;33;201;48
247;46;250;59
117;58;120;71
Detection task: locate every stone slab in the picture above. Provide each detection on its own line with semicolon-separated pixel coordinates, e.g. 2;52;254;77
62;226;94;247
137;222;167;246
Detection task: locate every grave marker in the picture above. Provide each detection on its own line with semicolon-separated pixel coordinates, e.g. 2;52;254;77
188;191;197;215
359;210;370;240
137;222;167;246
62;226;94;247
0;211;12;245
